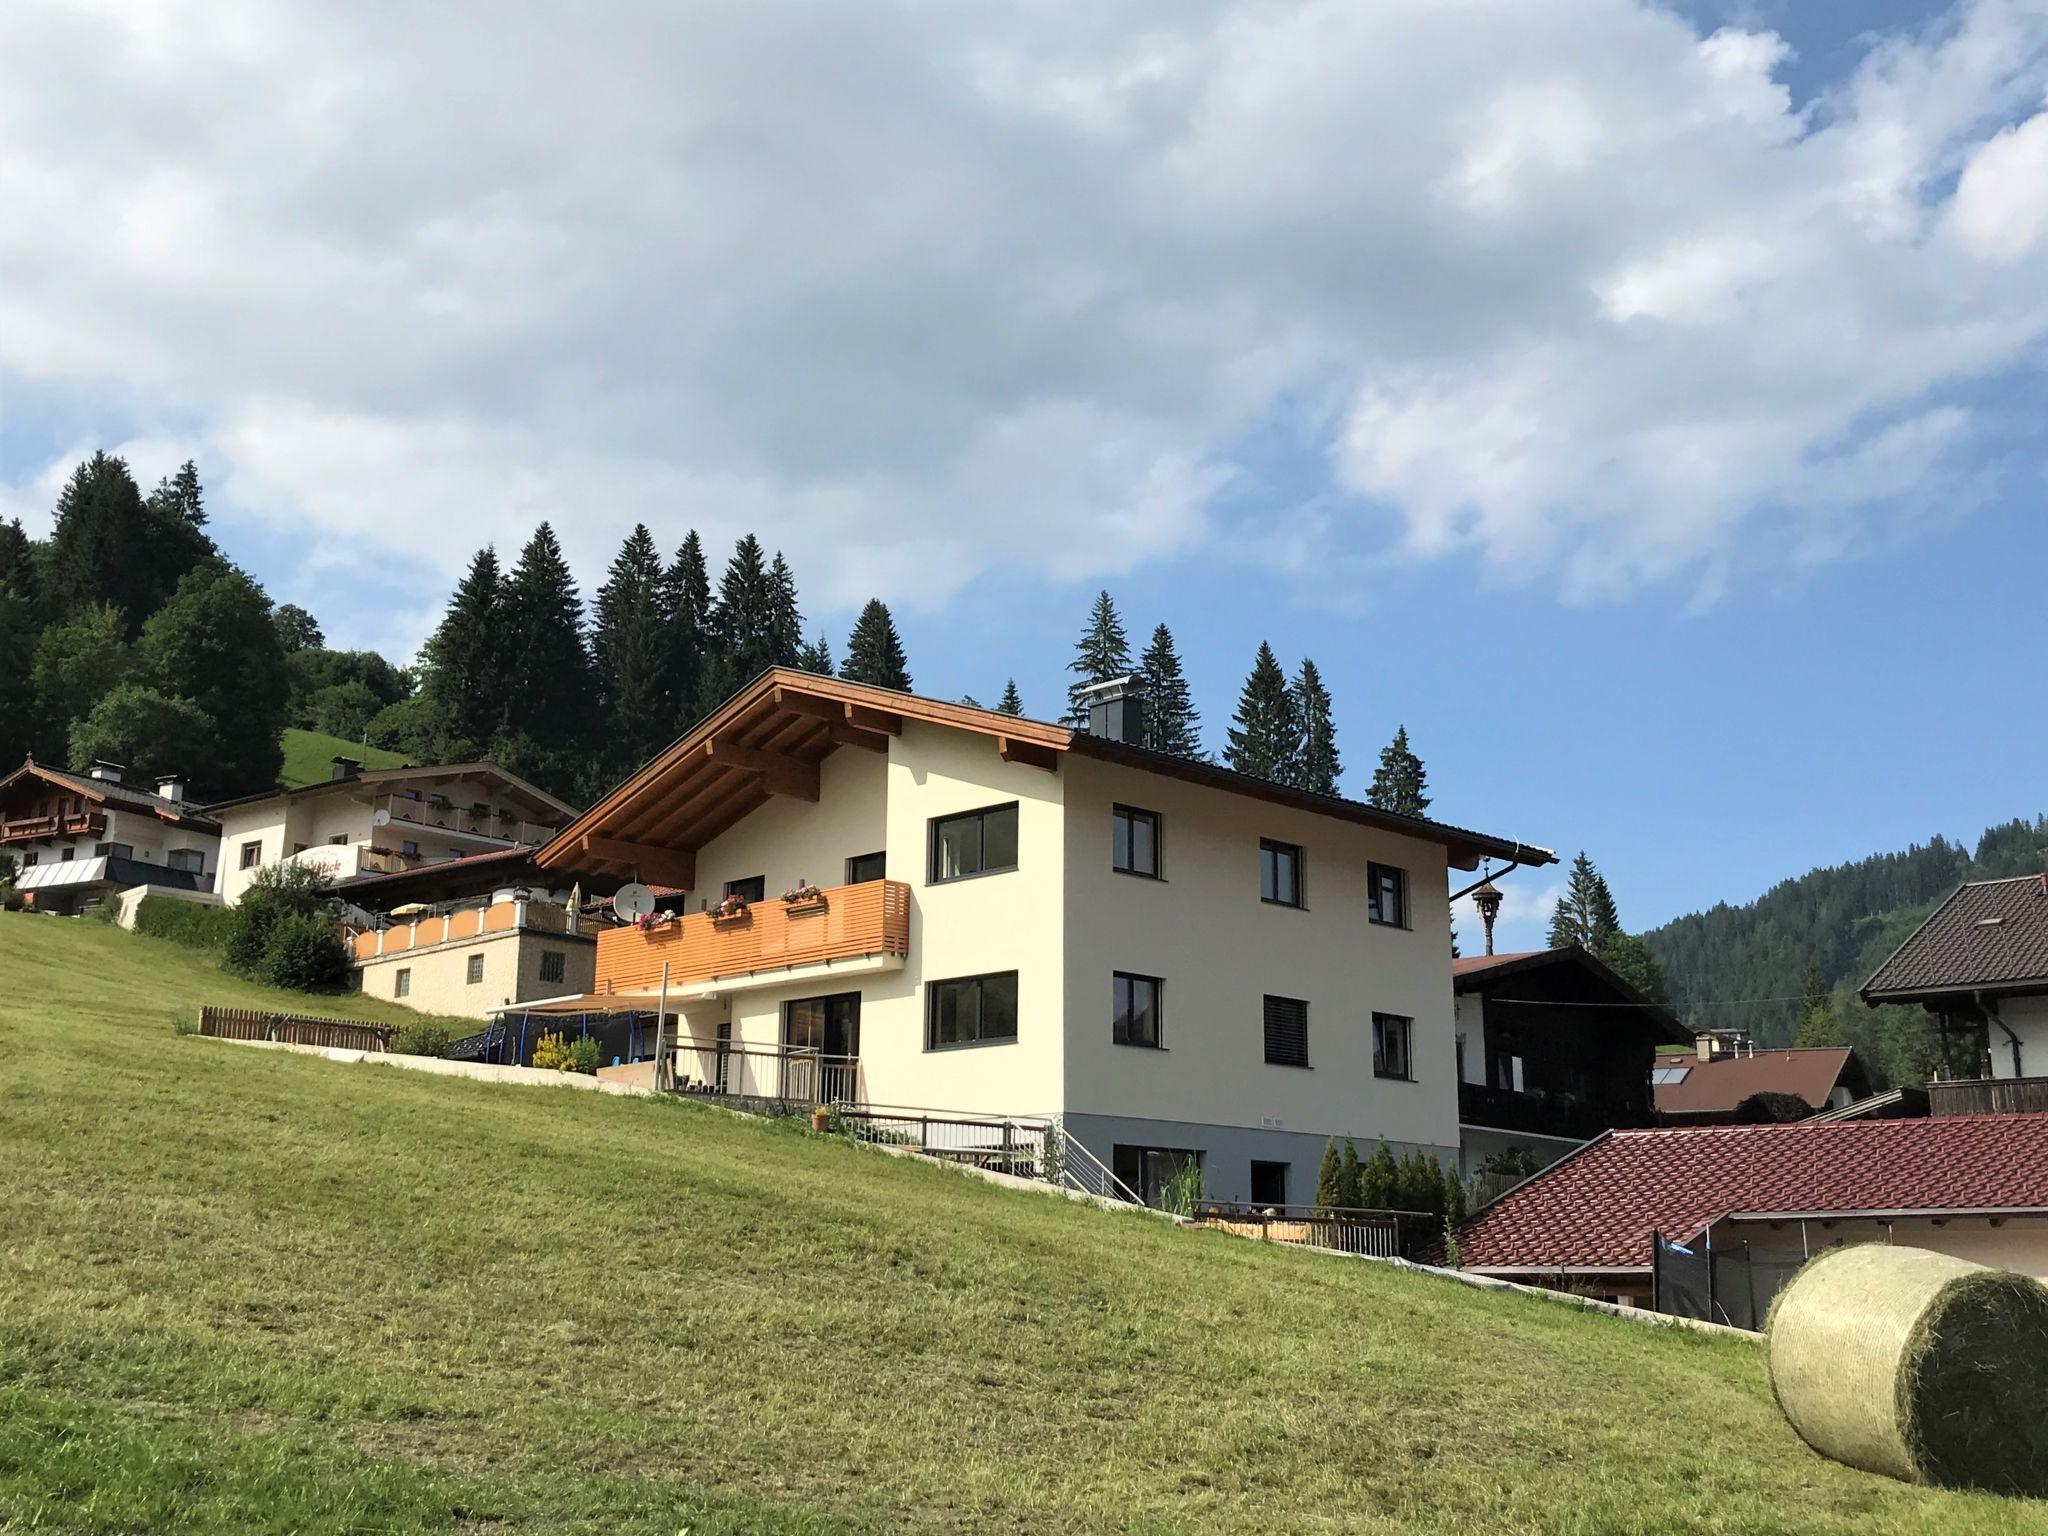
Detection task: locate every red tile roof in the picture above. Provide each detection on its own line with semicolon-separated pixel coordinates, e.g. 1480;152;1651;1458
1652;1047;1855;1117
1458;1115;2048;1272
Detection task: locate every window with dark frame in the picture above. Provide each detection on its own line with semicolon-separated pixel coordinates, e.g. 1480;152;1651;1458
1368;862;1408;928
1112;1145;1204;1209
1111;805;1162;878
1259;839;1303;907
466;953;485;985
926;971;1019;1049
539;950;566;984
1263;994;1309;1067
239;841;262;870
1250;1160;1290;1208
929;803;1019;883
1373;1013;1414;1080
1113;972;1162;1048
725;875;766;903
847;850;887;885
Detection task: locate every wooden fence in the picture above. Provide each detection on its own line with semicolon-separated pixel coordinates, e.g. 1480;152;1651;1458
197;1005;393;1052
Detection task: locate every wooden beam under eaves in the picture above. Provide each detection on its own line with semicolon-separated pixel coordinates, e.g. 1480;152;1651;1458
999;736;1060;772
845;703;902;736
823;719;890;753
578;834;695;890
705;740;821;801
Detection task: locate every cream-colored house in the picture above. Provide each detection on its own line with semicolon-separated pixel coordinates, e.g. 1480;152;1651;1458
206;758;578;906
1;759;221;915
537;669;1552;1207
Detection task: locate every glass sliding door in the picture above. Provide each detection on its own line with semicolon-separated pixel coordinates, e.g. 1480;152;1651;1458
783;993;862;1103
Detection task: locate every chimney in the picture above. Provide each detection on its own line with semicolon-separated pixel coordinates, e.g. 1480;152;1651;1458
1077;675;1147;746
87;760;124;784
155;773;186;803
330;756;365;782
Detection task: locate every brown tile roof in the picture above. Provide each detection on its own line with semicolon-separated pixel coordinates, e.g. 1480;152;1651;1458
1458;1115;2048;1272
1451;951;1546;977
1652;1047;1856;1118
0;758;220;831
1862;875;2048;1000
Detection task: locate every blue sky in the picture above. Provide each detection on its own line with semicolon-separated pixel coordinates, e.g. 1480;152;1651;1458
4;0;2046;950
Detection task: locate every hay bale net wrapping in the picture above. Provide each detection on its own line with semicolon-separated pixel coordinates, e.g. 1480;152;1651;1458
1766;1243;2048;1496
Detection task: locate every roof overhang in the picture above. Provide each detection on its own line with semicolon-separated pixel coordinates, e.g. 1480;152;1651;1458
202;762;579;822
536;669;1071;888
0;758;220;833
1452;944;1689;1043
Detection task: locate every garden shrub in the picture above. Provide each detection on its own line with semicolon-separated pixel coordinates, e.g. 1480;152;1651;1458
225;861;348;990
569;1035;602;1075
389;1019;457;1057
531;1030;602;1075
258;910;351;991
133;894;237;953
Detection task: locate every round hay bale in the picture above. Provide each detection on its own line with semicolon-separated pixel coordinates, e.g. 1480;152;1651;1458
1766;1243;2048;1496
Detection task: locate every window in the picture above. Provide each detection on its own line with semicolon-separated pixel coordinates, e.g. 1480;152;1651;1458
847;850;886;885
1113;972;1162;1048
927;971;1019;1049
465;953;486;985
1263;994;1309;1067
929;803;1019;883
539;950;566;985
20;851;36;866
785;992;861;1058
1259;839;1303;907
1368;863;1407;928
1650;1064;1690;1086
1111;805;1161;878
395;968;412;998
1372;1013;1414;1080
329;834;348;845
1250;1160;1290;1208
239;841;262;870
725;875;766;904
400;840;420;858
292;843;307;855
94;842;131;860
60;847;74;862
1112;1145;1203;1208
1490;1051;1525;1093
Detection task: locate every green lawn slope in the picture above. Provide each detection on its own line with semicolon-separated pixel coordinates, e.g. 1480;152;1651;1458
0;912;2034;1534
280;726;410;788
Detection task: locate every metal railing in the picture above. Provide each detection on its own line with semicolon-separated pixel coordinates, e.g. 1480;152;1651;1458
1186;1201;1435;1258
828;1108;1146;1205
668;1039;863;1107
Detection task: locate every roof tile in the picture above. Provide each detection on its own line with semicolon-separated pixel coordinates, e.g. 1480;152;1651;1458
1864;876;2048;997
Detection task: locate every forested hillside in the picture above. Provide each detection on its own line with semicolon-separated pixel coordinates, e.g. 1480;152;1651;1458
1644;816;2048;1085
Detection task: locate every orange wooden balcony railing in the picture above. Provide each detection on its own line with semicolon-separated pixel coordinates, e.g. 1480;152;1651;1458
349;900;598;960
595;878;910;995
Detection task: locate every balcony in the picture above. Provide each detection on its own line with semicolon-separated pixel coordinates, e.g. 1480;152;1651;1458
374;795;559;848
1459;1081;1643;1142
1927;1076;2048;1118
1;811;105;845
351;898;600;960
595;878;911;996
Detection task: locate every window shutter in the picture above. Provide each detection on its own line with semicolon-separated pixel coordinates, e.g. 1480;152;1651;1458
1263;995;1309;1067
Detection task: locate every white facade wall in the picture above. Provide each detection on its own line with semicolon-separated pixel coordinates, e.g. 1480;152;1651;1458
1990;995;2048;1080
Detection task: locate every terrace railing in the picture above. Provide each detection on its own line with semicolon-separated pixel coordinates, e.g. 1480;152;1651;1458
1186;1201;1436;1258
830;1109;1144;1204
596;878;910;994
668;1039;863;1107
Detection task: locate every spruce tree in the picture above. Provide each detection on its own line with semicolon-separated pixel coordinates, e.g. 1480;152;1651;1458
592;524;673;774
421;547;508;754
1359;1140;1399;1211
713;534;776;680
662;531;713;726
148;460;207;527
796;635;833;675
767;553;804;667
1314;1137;1344;1211
498;523;596;783
1223;642;1299;781
997;679;1024;716
840;599;911;690
1066;590;1132;726
1548;852;1618;950
1367;726;1430;817
1137;623;1201;758
1294;657;1340;794
1339;1138;1363;1209
0;584;35;769
47;452;210;634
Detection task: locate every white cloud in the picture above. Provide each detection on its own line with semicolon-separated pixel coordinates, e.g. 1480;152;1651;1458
2;0;2047;650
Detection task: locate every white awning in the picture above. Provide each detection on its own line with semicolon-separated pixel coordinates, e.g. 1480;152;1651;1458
14;856;112;891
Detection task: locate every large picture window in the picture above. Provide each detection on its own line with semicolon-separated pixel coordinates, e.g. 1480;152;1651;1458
1263;994;1309;1067
1259;839;1303;907
1111;805;1161;878
1113;972;1162;1048
1112;1145;1203;1209
927;971;1019;1049
929;803;1019;883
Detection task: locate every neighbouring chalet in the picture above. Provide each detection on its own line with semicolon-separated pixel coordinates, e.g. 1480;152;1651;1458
1863;875;2048;1109
1455;1115;2048;1324
531;667;1555;1206
0;758;220;915
335;846;599;1020
1652;1032;1868;1124
205;757;579;906
1452;946;1688;1178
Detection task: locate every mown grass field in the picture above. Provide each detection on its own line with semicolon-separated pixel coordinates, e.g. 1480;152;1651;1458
279;727;410;788
1;911;2039;1533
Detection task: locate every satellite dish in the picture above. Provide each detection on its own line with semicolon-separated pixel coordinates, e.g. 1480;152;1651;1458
372;808;391;828
614;882;656;922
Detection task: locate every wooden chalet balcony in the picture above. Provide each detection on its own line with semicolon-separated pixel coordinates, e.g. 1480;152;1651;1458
596;878;910;995
0;811;105;845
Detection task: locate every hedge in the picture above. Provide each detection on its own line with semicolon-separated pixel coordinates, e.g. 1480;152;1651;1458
132;894;238;953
